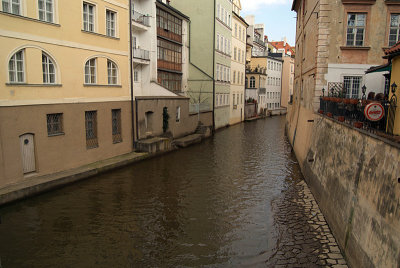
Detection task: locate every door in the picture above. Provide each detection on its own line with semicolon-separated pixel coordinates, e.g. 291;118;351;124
19;134;36;174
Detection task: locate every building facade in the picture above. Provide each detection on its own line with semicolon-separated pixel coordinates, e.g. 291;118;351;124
0;0;132;186
281;55;295;108
230;0;247;124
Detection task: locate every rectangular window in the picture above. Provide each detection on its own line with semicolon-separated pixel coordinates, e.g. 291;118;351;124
346;13;366;46
389;14;400;47
112;109;122;143
106;10;116;37
157;70;182;92
233;71;236;84
217;34;220;50
134;70;139;82
176;106;180;122
38;0;53;23
83;2;95;32
47;113;63;136
343;76;362;99
234;47;237;60
85;111;98;149
2;0;20;15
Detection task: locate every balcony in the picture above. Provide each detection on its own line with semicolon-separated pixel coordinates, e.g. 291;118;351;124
157;27;182;44
132;10;150;29
133;48;150;64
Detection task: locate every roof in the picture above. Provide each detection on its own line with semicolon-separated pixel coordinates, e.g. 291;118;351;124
291;0;298;11
270;40;295;55
365;63;391;74
384;40;400;59
156;0;190;21
233;11;249;27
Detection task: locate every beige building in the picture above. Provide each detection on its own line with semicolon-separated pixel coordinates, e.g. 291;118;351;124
0;1;132;187
281;55;294;108
230;0;247;124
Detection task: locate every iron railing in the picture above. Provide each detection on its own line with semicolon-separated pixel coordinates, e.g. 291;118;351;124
133;48;150;61
132;10;150;27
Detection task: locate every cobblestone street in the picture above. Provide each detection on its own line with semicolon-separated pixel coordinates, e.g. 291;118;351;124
268;179;348;267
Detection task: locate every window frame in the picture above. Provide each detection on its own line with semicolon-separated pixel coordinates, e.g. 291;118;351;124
111;109;122;143
106;9;116;37
84;58;97;84
343;75;362;99
42;52;56;84
250;76;255;88
38;0;54;23
107;59;118;85
2;0;21;15
8;49;25;84
389;13;400;47
46;113;64;136
85;110;98;149
346;12;366;47
83;1;96;33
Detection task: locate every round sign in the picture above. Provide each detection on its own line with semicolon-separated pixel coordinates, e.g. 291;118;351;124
364;103;384;121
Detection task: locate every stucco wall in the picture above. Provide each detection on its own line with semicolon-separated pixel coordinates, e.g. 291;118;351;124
0;101;133;188
136;97;212;139
298;115;400;268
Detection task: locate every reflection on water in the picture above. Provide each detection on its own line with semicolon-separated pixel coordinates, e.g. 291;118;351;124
0;116;302;267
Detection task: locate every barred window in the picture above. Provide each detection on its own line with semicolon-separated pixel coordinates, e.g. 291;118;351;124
112;109;122;143
85;111;98;149
84;58;96;84
42;53;56;84
157;70;182;92
106;10;116;37
47;113;63;136
346;13;366;46
8;49;24;83
389;14;400;47
38;0;53;23
107;60;118;85
2;0;20;15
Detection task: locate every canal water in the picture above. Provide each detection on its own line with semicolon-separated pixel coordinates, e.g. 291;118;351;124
0;116;304;267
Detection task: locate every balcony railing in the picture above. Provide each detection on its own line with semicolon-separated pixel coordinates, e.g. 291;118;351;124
132;10;150;27
133;48;150;61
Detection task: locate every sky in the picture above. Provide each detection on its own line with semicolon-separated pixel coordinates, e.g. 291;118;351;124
240;0;297;46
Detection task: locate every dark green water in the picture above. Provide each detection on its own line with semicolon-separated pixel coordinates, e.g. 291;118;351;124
0;116;302;267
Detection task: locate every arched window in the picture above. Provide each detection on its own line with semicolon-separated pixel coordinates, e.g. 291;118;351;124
85;58;96;84
250;76;255;88
42;53;56;84
107;59;118;85
8;49;25;83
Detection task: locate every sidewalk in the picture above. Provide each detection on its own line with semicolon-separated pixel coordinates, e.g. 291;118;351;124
0;151;152;207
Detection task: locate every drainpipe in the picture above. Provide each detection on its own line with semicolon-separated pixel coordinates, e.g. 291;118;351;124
212;0;216;132
129;0;136;149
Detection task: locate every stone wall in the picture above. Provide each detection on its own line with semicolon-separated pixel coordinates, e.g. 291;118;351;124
298;115;400;268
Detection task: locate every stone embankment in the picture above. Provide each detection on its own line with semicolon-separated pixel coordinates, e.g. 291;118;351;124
268;178;347;267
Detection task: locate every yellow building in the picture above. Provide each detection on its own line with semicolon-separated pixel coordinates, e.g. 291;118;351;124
384;43;400;135
230;0;247;124
0;0;132;186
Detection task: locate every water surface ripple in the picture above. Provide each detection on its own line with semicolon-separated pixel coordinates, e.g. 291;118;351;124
0;116;302;267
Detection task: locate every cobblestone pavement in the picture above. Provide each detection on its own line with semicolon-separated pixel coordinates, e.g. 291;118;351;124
266;179;348;267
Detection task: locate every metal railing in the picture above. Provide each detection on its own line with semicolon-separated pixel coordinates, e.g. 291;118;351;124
132;10;150;27
133;48;150;61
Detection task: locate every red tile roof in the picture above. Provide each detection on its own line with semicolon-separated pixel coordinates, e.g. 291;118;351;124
270;41;295;55
385;40;400;56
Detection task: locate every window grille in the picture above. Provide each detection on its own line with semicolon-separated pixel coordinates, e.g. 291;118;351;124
112;109;122;143
85;111;98;149
9;49;24;83
83;2;95;32
47;113;63;136
346;13;366;46
38;0;53;23
42;53;56;84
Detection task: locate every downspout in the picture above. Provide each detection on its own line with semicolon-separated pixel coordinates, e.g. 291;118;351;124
129;0;136;149
212;0;216;132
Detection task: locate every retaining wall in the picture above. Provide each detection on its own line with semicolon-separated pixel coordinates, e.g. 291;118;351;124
295;115;400;268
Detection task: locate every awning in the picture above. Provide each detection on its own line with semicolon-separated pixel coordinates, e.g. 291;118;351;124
365;63;391;74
